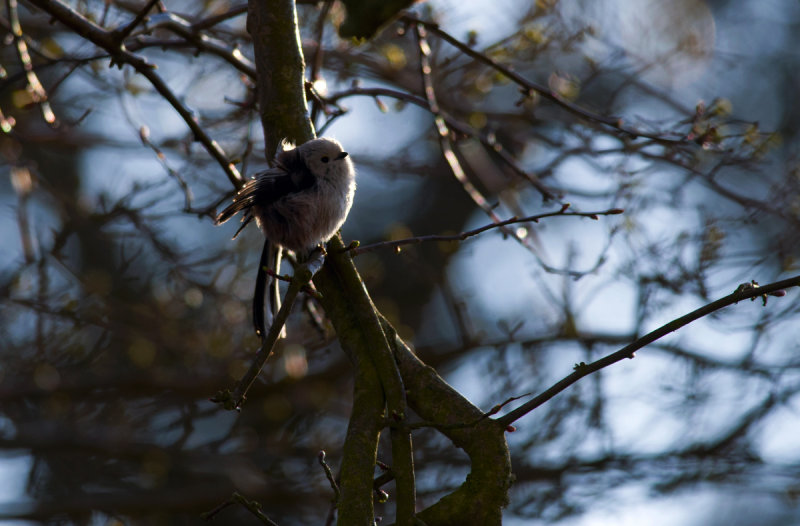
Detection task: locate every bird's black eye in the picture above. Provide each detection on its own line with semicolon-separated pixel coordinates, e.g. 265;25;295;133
321;156;330;163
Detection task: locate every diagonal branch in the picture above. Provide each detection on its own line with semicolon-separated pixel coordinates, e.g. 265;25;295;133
192;4;248;30
496;275;800;426
414;22;539;256
350;205;623;255
213;256;316;411
140;12;257;77
26;0;243;188
325;85;556;200
111;0;161;42
402;14;689;145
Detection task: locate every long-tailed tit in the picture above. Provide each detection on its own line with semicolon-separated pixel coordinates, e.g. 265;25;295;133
215;137;356;339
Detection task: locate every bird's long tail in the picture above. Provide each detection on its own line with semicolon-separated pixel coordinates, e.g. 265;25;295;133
253;240;270;339
253;240;285;341
271;245;284;339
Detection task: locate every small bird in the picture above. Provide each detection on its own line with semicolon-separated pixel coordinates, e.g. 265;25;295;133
216;137;356;339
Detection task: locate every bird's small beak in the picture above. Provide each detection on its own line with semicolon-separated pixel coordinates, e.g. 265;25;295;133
336;152;349;160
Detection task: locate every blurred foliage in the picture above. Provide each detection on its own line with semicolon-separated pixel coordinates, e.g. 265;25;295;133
1;0;800;524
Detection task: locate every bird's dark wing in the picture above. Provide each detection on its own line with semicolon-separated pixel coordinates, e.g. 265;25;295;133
214;151;316;235
275;146;316;187
214;167;285;226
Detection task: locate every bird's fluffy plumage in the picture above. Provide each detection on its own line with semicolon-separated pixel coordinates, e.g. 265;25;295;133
216;137;355;254
215;137;356;339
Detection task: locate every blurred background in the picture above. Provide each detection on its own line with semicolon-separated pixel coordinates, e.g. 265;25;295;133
1;0;800;524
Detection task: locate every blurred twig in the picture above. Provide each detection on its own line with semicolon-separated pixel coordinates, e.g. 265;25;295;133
6;0;56;125
213;258;316;411
201;491;280;525
414;22;542;258
324;85;556;200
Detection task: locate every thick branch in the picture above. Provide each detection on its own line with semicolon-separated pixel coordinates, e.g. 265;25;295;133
246;2;410;523
385;320;512;525
313;236;416;525
247;0;315;156
311;236;387;525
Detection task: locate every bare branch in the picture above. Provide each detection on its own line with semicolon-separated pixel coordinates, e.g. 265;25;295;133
111;0;160;42
192;4;247;30
26;0;243;188
497;275;800;426
201;491;280;525
325;85;556;200
138;12;257;77
138;125;193;211
402;14;691;145
213;256;317;411
350;205;624;255
414;22;541;257
318;450;340;503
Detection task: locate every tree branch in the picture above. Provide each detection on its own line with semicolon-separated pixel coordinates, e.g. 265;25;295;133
350;205;623;255
26;0;243;187
139;12;257;78
402;15;690;145
246;0;315;157
414;22;539;258
385;319;513;525
324;85;556;200
212;256;315;411
245;1;411;523
7;0;56;125
496;275;800;426
111;0;160;42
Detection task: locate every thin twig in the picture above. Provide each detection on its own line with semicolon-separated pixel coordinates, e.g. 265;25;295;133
192;4;248;30
112;0;160;42
138;125;193;211
309;0;333;124
318;450;340;502
201;491;280;525
212;258;316;410
140;12;256;77
262;267;321;299
310;0;333;83
350;205;624;255
402;393;531;431
325;86;556;200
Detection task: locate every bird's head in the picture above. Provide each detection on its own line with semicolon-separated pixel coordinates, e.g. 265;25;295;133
298;138;352;180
